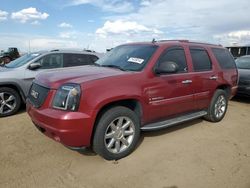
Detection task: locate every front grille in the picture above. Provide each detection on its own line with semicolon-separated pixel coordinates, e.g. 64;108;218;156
28;83;50;108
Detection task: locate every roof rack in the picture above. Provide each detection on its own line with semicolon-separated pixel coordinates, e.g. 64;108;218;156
83;49;96;53
50;49;59;52
156;39;189;43
154;39;222;47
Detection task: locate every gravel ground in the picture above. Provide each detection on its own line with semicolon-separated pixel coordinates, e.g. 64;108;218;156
0;98;250;188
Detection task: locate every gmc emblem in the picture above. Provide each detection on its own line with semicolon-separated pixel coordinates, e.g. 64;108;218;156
31;90;39;99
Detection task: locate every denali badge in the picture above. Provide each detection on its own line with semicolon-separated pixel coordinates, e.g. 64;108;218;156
31;90;39;99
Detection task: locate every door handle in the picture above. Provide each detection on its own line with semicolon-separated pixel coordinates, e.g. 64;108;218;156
182;80;192;84
209;76;218;80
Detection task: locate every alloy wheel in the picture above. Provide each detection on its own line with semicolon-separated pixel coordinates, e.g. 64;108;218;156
104;116;135;154
214;95;226;119
0;92;17;115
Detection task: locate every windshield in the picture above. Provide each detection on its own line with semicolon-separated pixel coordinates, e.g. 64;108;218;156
236;57;250;69
5;53;41;68
95;44;158;71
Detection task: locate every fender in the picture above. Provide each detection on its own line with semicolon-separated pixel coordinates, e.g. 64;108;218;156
0;82;26;102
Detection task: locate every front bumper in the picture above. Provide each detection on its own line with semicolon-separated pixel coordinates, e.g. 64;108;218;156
27;102;95;147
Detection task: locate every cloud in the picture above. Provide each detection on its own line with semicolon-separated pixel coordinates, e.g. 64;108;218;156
214;30;250;46
58;22;73;28
228;31;250;39
0;33;82;52
96;20;163;37
103;0;250;45
140;0;151;6
69;0;135;13
0;10;8;21
59;31;77;39
31;20;41;25
11;7;49;23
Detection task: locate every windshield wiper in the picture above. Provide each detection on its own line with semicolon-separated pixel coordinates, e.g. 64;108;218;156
101;64;126;71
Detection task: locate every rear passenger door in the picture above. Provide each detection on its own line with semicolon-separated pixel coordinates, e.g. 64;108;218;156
188;47;218;110
63;53;98;67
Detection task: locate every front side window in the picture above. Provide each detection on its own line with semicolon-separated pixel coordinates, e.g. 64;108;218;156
157;47;188;73
190;48;212;71
36;54;63;69
95;44;158;71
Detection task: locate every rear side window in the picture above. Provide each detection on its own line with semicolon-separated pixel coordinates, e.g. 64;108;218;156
64;54;99;67
190;48;212;71
212;48;236;69
37;54;63;69
158;47;188;73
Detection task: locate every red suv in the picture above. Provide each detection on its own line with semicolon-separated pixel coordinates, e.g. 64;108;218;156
27;40;238;160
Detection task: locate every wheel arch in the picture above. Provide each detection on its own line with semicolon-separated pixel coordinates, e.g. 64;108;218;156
0;83;26;103
90;98;143;145
216;84;231;99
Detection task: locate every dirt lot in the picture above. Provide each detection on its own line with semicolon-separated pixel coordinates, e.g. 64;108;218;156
0;98;250;188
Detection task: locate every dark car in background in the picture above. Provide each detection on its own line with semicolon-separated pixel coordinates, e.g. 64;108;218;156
0;50;102;117
236;55;250;97
0;47;20;65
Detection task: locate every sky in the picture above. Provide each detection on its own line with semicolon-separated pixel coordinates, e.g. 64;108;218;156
0;0;250;52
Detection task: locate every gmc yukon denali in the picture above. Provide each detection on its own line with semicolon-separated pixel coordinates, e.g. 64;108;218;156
27;40;238;160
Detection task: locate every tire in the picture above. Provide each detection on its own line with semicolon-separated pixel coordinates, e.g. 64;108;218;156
204;89;228;122
93;106;140;160
0;87;21;117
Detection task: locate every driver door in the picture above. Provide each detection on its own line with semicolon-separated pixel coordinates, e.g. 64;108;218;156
145;46;196;123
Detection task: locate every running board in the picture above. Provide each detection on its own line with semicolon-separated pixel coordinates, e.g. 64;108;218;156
141;111;207;131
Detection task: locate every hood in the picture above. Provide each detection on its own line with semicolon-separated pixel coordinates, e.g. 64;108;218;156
35;65;129;89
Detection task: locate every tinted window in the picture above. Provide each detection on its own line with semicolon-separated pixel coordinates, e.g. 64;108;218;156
158;48;188;73
235;56;250;69
96;45;158;71
190;48;212;71
64;54;98;67
212;48;236;69
36;54;63;69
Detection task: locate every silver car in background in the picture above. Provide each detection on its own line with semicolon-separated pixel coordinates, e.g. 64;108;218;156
0;50;102;117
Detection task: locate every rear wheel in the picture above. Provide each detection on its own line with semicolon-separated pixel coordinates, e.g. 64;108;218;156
93;106;140;160
204;89;228;122
0;87;21;117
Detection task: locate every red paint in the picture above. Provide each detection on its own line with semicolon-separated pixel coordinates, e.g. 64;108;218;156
27;41;238;148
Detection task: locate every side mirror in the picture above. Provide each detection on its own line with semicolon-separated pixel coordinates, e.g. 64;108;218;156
155;61;179;74
28;62;41;70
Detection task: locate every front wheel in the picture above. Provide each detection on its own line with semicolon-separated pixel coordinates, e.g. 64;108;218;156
204;89;228;122
0;87;21;117
93;106;140;160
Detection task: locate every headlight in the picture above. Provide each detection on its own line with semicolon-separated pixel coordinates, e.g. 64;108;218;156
52;84;81;111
